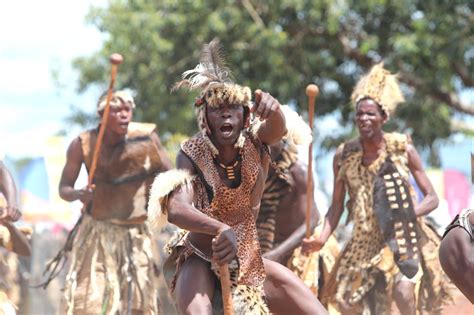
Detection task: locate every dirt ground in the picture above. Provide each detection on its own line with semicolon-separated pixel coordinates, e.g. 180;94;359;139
441;289;473;315
390;287;473;315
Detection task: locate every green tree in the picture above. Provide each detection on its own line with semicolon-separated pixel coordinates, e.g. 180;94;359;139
69;0;473;166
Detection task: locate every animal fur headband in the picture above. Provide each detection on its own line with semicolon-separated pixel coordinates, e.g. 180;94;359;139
97;90;136;113
351;63;405;120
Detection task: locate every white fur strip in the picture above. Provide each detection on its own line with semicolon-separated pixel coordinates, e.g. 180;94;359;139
147;169;194;230
281;105;312;146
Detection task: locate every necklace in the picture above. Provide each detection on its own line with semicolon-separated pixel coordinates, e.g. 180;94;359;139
216;159;240;180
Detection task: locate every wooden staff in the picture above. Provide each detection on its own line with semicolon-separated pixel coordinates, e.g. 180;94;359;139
220;263;234;315
305;84;319;238
87;53;123;187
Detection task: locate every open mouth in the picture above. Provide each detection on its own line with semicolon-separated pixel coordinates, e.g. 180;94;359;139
220;123;234;136
359;124;371;131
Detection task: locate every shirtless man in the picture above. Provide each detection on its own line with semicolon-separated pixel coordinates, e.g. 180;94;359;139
439;208;474;303
57;90;171;314
255;108;339;299
257;136;318;265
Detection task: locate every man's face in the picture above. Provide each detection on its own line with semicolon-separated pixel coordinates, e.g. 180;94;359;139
206;102;244;146
355;98;386;139
103;101;133;135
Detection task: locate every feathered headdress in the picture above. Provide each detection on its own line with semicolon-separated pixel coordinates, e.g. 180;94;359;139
351;63;405;120
173;39;252;109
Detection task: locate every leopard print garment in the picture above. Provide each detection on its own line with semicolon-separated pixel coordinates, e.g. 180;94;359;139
330;132;452;314
181;131;266;287
334;135;389;312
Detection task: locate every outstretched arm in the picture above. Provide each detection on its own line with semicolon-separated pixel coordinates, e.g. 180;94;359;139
302;146;346;253
58;137;93;204
407;144;439;216
253;90;287;145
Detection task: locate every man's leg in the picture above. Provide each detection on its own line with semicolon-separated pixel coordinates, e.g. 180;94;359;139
174;255;216;315
263;258;327;315
393;280;415;315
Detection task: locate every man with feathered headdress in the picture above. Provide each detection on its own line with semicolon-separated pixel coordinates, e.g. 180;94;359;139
148;39;327;314
302;63;452;314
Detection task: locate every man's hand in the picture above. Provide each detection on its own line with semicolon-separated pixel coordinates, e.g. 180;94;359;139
76;185;95;204
302;236;325;254
0;205;21;222
212;225;238;265
252;90;281;121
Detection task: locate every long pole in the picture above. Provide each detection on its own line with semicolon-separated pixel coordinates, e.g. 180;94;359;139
305;84;319;238
87;53;123;186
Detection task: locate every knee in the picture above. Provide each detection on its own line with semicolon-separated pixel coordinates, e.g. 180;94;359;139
178;295;212;315
393;284;415;307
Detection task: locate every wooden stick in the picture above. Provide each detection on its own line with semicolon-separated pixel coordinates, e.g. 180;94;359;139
82;54;123;213
88;53;123;185
305;84;319;238
220;263;234;315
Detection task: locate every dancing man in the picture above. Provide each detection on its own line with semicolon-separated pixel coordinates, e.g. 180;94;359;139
149;39;327;314
303;64;452;314
56;90;171;314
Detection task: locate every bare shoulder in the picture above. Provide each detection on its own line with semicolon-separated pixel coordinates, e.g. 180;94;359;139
406;143;416;154
176;150;197;175
406;143;423;168
333;144;344;166
66;136;84;161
